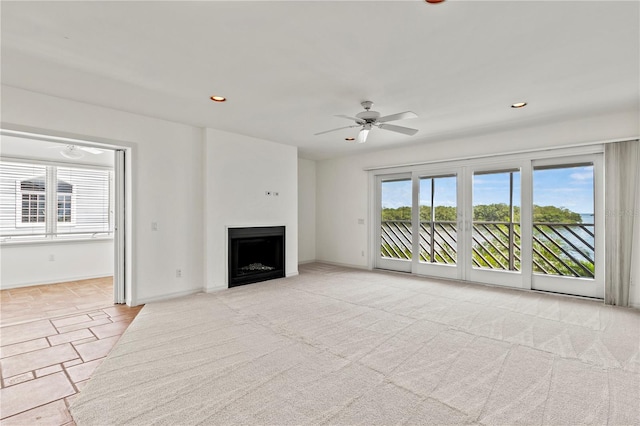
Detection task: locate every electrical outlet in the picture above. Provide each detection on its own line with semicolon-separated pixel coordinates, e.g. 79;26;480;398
49;254;55;261
151;222;159;231
358;218;365;224
176;269;182;278
361;251;365;257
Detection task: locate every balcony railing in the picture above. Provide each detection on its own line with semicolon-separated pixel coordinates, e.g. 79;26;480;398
532;223;594;278
471;222;520;271
420;221;457;264
380;220;412;260
381;220;595;278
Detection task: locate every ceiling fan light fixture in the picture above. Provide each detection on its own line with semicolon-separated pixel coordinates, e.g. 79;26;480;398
210;95;227;102
511;101;527;108
358;124;372;144
60;145;85;160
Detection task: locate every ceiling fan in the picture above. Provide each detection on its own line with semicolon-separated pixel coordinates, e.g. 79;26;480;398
47;144;104;159
315;101;419;143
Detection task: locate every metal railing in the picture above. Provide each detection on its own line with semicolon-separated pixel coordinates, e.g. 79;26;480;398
419;221;457;264
380;220;412;260
472;222;521;271
381;220;595;278
532;223;594;278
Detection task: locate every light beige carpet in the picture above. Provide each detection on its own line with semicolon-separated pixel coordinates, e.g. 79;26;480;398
71;263;640;425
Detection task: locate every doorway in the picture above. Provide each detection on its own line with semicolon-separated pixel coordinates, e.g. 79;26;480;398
373;150;604;298
0;129;129;304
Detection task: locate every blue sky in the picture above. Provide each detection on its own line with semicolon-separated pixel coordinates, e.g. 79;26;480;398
381;165;594;214
533;165;594;214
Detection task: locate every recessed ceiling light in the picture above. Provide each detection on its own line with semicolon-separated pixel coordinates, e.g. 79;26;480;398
511;102;527;108
425;0;446;3
345;137;355;141
210;96;227;102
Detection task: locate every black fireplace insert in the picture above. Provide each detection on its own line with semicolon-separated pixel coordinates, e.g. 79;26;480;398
228;226;285;287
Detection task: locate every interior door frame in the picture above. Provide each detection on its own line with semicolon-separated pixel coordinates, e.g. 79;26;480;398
0;126;134;305
113;149;127;304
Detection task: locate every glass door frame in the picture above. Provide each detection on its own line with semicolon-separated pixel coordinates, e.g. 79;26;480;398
530;154;604;298
375;173;413;273
464;160;533;289
412;166;463;280
370;145;604;299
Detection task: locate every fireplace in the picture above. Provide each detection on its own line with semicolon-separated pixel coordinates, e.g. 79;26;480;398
228;226;285;287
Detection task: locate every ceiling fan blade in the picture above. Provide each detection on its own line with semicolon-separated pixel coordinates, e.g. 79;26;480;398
378;123;419;136
377;111;418;123
314;125;358;136
80;147;104;155
335;115;365;124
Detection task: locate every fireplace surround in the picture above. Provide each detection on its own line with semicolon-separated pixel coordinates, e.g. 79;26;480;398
228;226;285;287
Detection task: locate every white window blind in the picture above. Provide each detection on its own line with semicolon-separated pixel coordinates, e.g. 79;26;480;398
56;166;111;236
0;160;113;242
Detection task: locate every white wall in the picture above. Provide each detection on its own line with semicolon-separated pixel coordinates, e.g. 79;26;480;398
298;158;316;263
204;128;298;291
1;86;204;304
316;109;640;271
1;240;113;289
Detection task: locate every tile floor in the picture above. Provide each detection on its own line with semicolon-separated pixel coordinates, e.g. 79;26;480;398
0;278;143;425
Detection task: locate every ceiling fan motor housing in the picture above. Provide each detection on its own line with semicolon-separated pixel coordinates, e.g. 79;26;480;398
356;101;379;122
355;110;380;122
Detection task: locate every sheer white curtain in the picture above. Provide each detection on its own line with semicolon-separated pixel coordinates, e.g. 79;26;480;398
605;140;640;306
631;178;640;308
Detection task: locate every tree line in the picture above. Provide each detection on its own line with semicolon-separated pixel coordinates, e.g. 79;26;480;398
381;203;583;223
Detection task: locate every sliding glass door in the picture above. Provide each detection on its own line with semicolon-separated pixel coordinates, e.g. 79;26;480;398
373;151;603;298
376;174;413;272
414;173;460;279
530;156;604;298
467;165;527;288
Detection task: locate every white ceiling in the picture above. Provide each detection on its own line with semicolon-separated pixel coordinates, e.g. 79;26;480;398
1;1;638;160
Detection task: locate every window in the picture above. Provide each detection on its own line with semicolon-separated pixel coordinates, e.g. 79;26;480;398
380;177;413;260
0;160;113;242
419;175;457;264
532;163;595;278
20;178;46;223
472;169;521;271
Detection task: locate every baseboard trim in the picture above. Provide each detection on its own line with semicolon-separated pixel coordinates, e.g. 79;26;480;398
135;288;202;305
204;285;227;293
313;260;370;270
